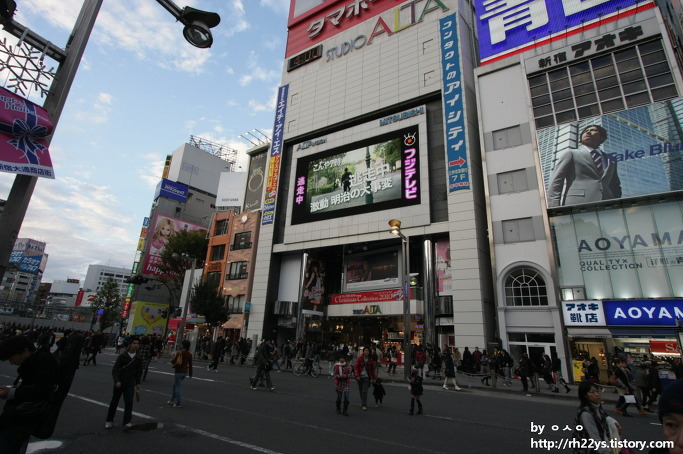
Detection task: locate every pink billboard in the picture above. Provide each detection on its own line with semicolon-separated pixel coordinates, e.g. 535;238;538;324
142;214;206;278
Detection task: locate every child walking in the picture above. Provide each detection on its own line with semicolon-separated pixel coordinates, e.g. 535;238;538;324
373;377;386;407
333;352;352;416
409;366;424;415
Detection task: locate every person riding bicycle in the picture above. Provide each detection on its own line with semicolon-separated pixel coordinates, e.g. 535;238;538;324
303;341;316;376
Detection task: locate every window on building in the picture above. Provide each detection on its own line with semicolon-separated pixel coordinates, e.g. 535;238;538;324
502;217;535;243
504;268;549;306
226;295;244;312
214;220;229;236
210;244;226;262
529;39;678;128
492;126;523;150
232;232;252;250
206;271;221;289
497;169;528;194
227;261;248;280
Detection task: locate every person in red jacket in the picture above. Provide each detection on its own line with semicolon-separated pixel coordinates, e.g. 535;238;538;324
354;346;377;411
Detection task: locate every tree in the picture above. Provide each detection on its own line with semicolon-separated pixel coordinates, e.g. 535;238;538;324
90;278;121;331
190;280;228;327
156;229;209;308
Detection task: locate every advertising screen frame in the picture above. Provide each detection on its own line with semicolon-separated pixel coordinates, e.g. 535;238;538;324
343;246;402;292
291;125;421;225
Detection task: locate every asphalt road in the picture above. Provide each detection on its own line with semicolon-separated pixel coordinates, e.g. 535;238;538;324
0;350;668;454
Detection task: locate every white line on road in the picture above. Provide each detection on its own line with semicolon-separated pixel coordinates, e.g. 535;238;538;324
66;393;284;454
149;370;217;382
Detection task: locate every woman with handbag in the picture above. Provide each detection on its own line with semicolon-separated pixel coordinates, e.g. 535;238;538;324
614;358;647;417
572;381;623;454
168;340;193;408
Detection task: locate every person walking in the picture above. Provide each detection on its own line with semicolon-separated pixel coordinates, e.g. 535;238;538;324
614;357;647;417
105;337;142;430
138;335;154;381
354;346;377;411
251;339;275;391
333;352;352;416
572;381;623;453
551;351;571;393
409;365;424;415
208;336;225;372
387;346;398;375
168;340;193;408
519;353;532;396
442;351;461;390
644;360;662;412
480;350;491;386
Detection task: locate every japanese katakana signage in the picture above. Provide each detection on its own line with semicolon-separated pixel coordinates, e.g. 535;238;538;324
262;85;289;226
476;0;655;65
562;301;606;326
439;14;470;192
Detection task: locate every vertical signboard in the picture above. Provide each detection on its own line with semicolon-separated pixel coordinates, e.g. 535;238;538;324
262;85;289;225
439;14;470;192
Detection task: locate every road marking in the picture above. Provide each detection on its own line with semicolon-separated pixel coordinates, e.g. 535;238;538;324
67;393;283;453
149;370;217;382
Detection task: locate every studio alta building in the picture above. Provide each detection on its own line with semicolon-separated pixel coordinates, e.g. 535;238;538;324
475;0;683;379
248;0;496;356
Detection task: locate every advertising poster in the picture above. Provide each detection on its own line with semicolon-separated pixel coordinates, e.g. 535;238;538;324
344;248;400;292
302;255;326;311
0;87;55;178
292;126;420;224
9;238;46;275
539;98;683;209
216;171;247;207
129;301;169;336
436;238;452;294
551;200;683;299
142;214;206;278
244;150;268;212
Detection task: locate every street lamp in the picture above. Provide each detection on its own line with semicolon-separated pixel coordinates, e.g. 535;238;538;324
156;1;221;48
389;219;411;380
174;253;196;350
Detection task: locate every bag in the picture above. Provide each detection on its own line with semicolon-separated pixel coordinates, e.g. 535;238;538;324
624;394;637;404
171;353;183;369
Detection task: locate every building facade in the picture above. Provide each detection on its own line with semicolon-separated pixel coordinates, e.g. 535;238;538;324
475;0;683;379
248;0;495;354
83;264;132;296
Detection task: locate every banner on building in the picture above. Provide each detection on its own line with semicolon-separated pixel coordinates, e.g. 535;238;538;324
216;171;247;208
436;238;452;294
539;98;683;209
142;214;206;278
0;87;55;178
262;85;288;226
244;149;268;212
439;14;470;192
302;255;326;311
155;178;189;203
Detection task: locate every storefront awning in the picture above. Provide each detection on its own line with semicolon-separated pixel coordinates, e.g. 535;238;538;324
221;313;244;330
566;328;612;338
167;317;205;330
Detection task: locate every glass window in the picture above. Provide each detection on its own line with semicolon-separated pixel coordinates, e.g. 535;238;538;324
622;80;647;95
644;62;671;77
619;69;644;84
651;85;677;101
504;268;549;306
575;93;597;106
555;110;577;123
600;98;624;112
625;92;651;107
578;104;600;118
210;244;226;262
648;73;674;88
227;261;248;280
497;169;528;194
214;220;228;236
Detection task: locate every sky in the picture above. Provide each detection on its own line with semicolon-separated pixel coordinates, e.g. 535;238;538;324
0;0;291;283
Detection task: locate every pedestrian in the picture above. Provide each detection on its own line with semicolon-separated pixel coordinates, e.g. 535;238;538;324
230;340;240;365
333;352;351;416
270;341;282;373
138;335;153;381
480;350;491;386
648;379;683;454
442;351;462;390
283;340;293;369
387;346;398;375
168;339;193;408
572;381;623;454
208;336;225;372
541;353;555;390
0;335;60;453
83;331;104;366
551;351;571;393
408;365;424;415
614;357;647;417
519;353;532;396
501;349;514;386
644;360;662;412
250;339;275;391
373;377;386;407
354;346;377;411
105;336;142;430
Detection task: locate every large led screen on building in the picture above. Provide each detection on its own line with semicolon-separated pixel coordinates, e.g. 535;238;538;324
551;200;683;300
344;247;401;292
291;126;421;225
477;0;654;65
539;97;683;209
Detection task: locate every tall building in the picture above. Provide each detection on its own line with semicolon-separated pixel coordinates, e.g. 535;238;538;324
83;264;132;296
248;0;494;353
476;0;683;379
0;238;47;305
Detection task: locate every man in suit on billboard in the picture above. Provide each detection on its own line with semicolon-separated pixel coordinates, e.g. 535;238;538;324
547;125;621;207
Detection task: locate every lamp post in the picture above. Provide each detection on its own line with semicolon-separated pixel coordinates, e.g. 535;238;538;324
175;253;196;350
389;219;411;380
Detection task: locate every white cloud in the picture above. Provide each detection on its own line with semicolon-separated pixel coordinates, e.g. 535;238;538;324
238;51;281;87
259;0;291;14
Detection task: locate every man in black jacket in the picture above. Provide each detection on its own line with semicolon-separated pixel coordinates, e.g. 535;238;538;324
0;335;60;453
105;336;142;430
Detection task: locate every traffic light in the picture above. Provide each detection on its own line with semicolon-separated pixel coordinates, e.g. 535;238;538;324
125;275;149;285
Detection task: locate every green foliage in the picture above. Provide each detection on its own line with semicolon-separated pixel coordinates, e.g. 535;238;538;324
90;278;121;331
156;229;209;306
374;138;401;166
190;280;228;327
